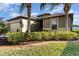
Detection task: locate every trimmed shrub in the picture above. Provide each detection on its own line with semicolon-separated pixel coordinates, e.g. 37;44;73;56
28;32;55;41
54;31;78;40
5;32;27;44
40;32;55;40
28;31;78;41
5;31;78;44
29;32;40;41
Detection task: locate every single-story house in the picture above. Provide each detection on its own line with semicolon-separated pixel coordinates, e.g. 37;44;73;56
7;13;73;32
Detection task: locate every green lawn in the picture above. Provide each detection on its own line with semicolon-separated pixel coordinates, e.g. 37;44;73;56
0;41;79;56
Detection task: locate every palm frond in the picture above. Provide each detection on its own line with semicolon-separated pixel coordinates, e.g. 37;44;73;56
40;3;47;11
40;3;60;11
49;3;60;10
19;3;26;13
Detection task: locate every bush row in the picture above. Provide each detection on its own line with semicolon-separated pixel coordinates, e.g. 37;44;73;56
5;31;78;44
6;32;28;44
28;31;78;41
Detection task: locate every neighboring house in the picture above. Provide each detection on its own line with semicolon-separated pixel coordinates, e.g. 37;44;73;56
7;13;73;32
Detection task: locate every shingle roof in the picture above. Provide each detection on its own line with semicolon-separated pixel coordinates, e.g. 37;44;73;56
38;13;73;19
37;13;50;17
7;16;39;21
7;13;73;21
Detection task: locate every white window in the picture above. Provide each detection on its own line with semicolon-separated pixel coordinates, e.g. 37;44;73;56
51;18;57;30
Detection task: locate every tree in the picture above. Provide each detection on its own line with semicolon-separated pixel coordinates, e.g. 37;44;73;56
20;3;32;33
40;3;72;31
63;3;71;30
0;19;8;34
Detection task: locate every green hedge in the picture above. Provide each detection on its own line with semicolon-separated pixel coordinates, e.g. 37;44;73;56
55;31;78;40
6;32;28;44
29;31;78;41
5;31;78;44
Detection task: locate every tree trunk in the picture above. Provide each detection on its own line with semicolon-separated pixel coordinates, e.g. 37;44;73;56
67;12;69;31
65;12;69;31
64;3;70;31
27;7;31;33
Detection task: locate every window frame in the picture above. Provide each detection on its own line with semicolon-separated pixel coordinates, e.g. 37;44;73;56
50;18;57;30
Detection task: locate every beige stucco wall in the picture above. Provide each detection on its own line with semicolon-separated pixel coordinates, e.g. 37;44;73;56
22;19;40;32
8;15;72;32
8;18;41;32
21;19;27;32
8;18;22;32
10;22;21;32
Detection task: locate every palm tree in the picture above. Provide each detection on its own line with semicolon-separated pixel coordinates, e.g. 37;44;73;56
63;3;71;30
40;3;72;31
20;3;32;33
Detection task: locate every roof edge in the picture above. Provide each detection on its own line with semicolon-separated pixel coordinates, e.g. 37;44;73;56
7;16;38;21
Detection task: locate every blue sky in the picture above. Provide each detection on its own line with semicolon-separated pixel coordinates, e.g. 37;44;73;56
0;3;79;25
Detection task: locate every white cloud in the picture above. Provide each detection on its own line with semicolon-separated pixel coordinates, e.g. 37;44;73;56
0;3;20;12
73;14;79;25
10;13;20;18
0;3;21;18
31;12;39;16
69;10;74;13
74;14;79;18
73;18;79;25
49;8;63;14
10;8;15;11
0;4;10;12
49;5;64;14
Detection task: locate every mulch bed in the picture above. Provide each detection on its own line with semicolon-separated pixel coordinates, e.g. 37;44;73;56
0;41;51;49
0;40;78;49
